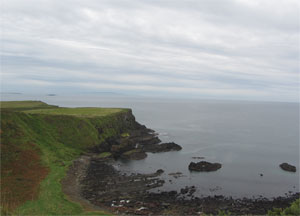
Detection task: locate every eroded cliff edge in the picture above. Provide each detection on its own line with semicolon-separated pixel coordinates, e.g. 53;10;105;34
1;101;166;214
1;101;180;215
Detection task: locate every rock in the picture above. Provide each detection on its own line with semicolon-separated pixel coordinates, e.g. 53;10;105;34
137;207;147;211
280;163;296;172
162;202;170;208
121;149;147;160
181;188;189;194
168;172;183;179
188;161;222;172
192;156;205;159
167;191;177;197
156;169;164;174
143;142;182;153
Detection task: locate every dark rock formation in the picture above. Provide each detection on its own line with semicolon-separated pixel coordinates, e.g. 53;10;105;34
120;149;147;160
143;142;182;153
280;163;297;172
89;112;181;160
156;169;164;174
192;156;205;159
110;138;135;156
188;161;222;172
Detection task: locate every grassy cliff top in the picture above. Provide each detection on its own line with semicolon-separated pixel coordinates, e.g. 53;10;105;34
25;107;128;117
0;100;129;117
0;100;57;110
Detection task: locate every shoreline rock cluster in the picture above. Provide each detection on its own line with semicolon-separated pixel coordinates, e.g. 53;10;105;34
64;154;299;216
93;124;183;161
64;122;298;215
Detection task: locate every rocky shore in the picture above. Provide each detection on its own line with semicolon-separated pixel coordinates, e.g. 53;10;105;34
62;124;299;215
63;154;299;215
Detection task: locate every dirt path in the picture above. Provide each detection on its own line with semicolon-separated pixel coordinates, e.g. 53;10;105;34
61;155;107;213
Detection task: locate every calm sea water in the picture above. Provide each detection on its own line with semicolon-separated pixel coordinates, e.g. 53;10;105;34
2;93;299;198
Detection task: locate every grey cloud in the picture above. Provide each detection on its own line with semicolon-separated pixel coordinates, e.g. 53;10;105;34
1;0;299;101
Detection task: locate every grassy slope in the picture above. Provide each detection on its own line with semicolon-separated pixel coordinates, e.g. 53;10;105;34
1;101;132;215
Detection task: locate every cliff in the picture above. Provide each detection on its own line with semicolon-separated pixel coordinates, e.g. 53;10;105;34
0;101;143;215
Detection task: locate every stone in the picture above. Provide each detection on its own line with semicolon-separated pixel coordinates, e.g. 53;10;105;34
280;163;296;172
188;161;222;172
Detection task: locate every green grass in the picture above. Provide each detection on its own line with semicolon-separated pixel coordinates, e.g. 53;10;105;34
0;100;57;110
121;132;130;138
123;149;141;155
25;107;128;117
98;152;112;158
1;101;135;215
268;199;300;216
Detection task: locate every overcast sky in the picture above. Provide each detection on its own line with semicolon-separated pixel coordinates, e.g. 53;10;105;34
1;0;299;101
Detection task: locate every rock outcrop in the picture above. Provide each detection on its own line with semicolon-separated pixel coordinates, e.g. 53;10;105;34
188;161;222;172
143;142;182;153
280;163;296;172
120;149;147;160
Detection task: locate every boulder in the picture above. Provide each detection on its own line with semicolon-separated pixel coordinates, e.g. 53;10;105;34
144;142;182;153
156;169;164;174
120;149;147;160
280;163;296;172
188;161;222;172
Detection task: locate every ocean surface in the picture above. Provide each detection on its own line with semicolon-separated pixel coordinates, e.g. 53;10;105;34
2;93;299;198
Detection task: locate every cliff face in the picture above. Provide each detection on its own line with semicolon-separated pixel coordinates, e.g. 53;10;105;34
0;103;142;214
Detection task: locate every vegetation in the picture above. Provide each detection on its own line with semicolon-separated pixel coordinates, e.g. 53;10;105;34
25;107;128;117
268;199;300;216
0;100;57;111
1;101;132;215
98;152;112;158
121;132;130;138
217;210;232;216
123;148;141;155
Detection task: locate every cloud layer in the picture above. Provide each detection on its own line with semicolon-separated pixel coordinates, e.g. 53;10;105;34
1;0;299;101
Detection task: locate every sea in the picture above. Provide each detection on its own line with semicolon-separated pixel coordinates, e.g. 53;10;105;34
1;93;299;198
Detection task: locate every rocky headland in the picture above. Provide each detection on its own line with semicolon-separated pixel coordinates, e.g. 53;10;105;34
90;121;182;161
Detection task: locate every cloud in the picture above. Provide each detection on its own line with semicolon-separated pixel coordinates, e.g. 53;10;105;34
1;0;299;101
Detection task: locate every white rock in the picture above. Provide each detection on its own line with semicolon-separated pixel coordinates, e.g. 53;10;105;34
137;207;147;211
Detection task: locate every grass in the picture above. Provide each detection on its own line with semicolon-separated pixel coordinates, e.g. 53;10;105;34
25;107;129;117
0;100;57;111
1;101;133;215
98;152;112;158
123;149;141;155
121;132;130;138
268;199;300;216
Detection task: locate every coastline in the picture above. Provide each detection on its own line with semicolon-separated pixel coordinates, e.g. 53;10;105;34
1;101;299;215
62;151;299;215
